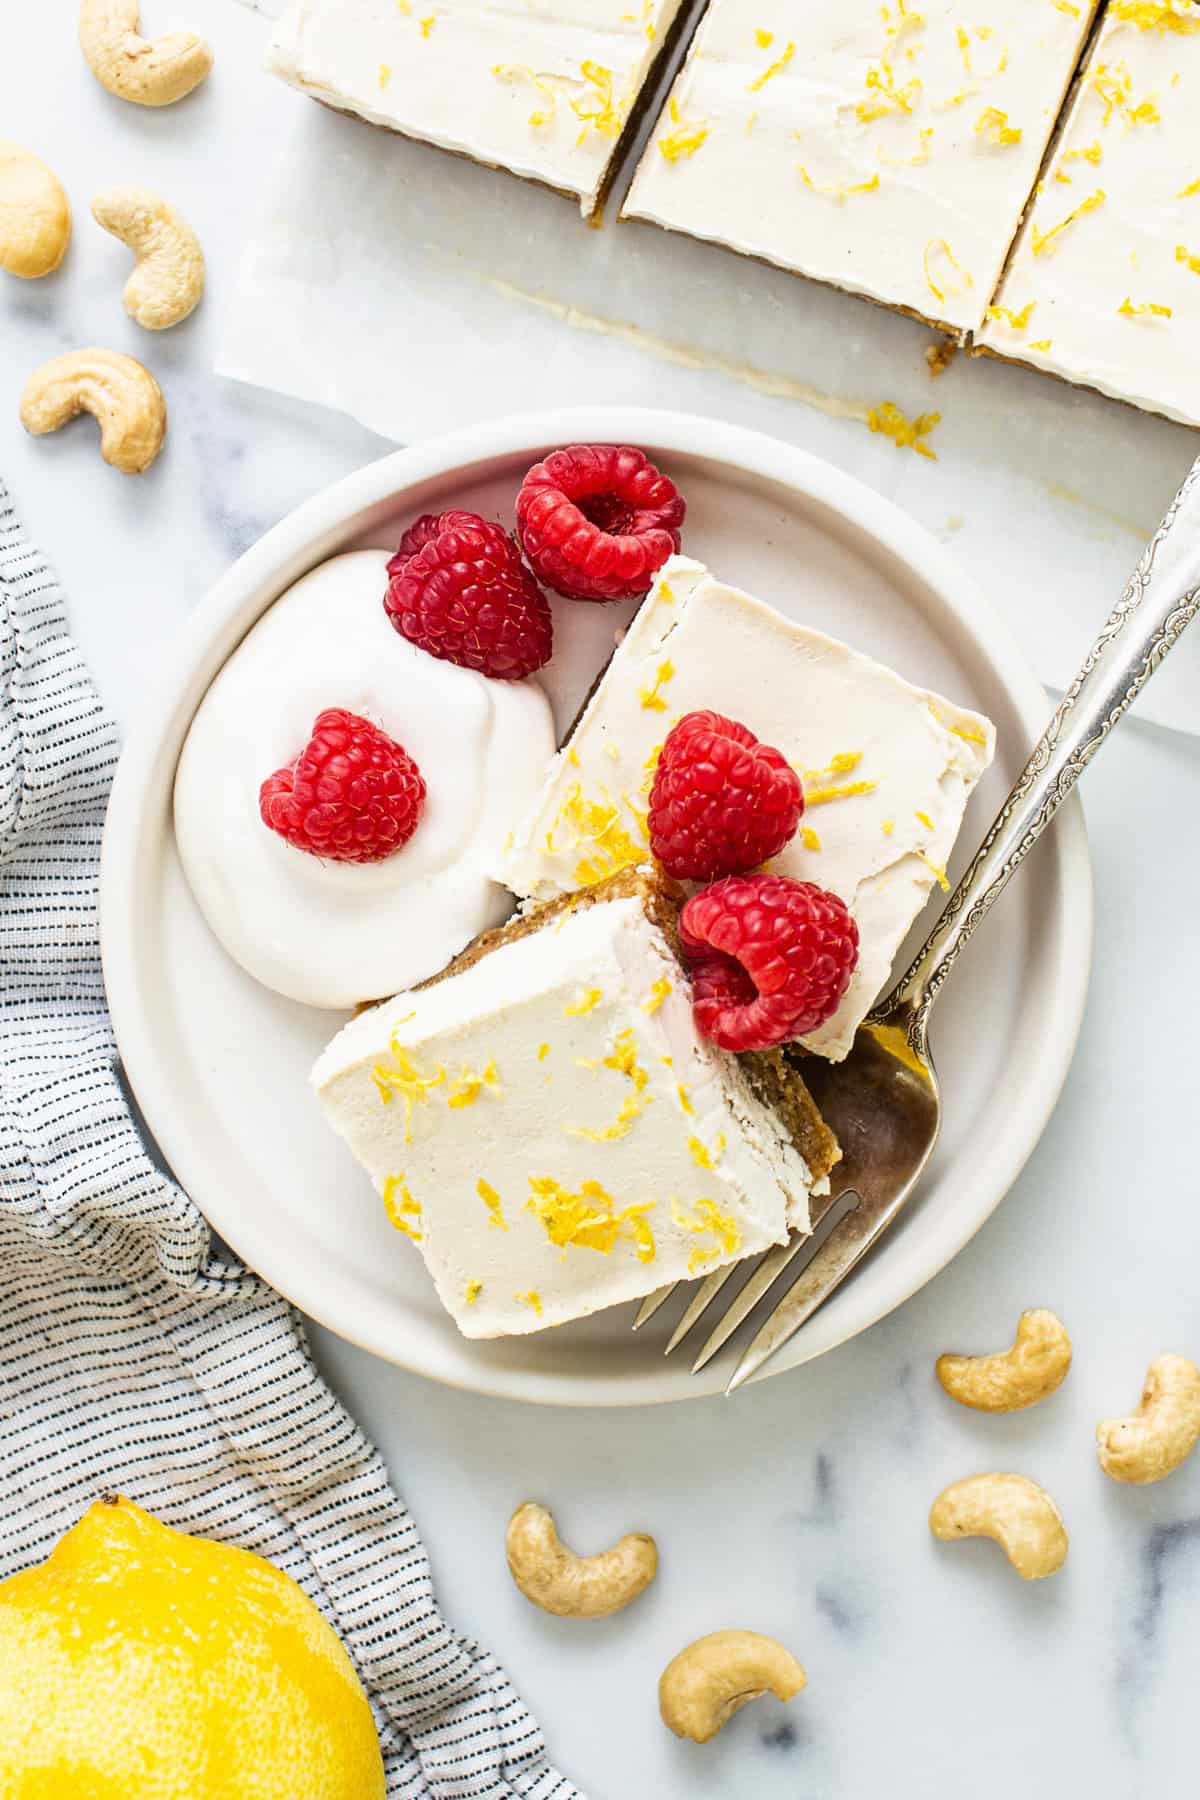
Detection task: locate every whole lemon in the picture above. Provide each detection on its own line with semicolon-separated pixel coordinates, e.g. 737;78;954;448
0;1494;385;1798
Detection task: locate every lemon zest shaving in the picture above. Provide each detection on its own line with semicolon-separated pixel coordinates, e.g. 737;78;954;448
676;1083;694;1116
547;780;644;886
378;63;392;87
372;1039;445;1143
1090;62;1159;128
917;851;950;890
755;27;774;46
1118;296;1172;316
975;105;1022;145
643;977;672;1014
464;1279;482;1305
748;39;795;91
867;402;940;460
1031;190;1106;256
538;1043;551;1061
1052;0;1080;14
658;93;710;161
382;1174;422;1241
515;1289;543;1315
526;1176;656;1262
800;826;822;851
419;13;435;35
986;300;1036;330
671;1198;742;1273
878;126;933;166
1028;338;1052;350
638;660;676;710
1110;0;1199;29
857;60;920;120
1176;243;1200;274
564;988;603;1017
799;167;881;198
477;1177;507;1231
687;1134;726;1170
882;818;896;835
1178;178;1200;197
447;1057;501;1108
1064;140;1103;164
923;237;974;301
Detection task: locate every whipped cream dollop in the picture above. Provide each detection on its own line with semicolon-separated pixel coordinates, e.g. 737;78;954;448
175;550;555;1009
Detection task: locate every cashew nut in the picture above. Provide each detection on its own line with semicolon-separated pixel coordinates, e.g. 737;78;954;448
91;186;204;330
505;1502;657;1618
79;0;212;107
659;1631;807;1744
20;350;166;475
1096;1353;1200;1485
936;1309;1072;1413
0;143;71;279
929;1473;1067;1580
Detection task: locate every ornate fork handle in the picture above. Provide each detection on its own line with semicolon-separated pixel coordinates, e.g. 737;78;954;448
893;455;1200;1034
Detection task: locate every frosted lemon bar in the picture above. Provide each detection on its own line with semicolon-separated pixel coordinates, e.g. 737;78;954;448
623;0;1097;336
313;871;837;1337
502;558;996;1060
977;0;1200;427
269;0;687;218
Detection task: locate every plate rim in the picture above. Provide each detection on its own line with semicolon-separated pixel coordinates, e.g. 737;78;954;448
101;404;1093;1406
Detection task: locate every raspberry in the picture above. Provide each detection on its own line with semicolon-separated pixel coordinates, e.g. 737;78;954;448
649;710;804;881
515;443;685;602
680;874;859;1052
383;511;552;680
260;708;425;864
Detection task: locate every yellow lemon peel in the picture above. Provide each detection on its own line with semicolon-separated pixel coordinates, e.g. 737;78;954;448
372;1038;445;1142
1118;296;1172;317
643;977;672;1014
526;1176;656;1261
923;237;973;301
447;1057;501;1108
464;1279;483;1304
748;39;795;91
638;659;676;710
672;1198;742;1273
382;1174;422;1242
564;987;603;1017
986;300;1036;330
1031;190;1106;256
866;402;940;461
659;93;710;161
478;1177;508;1231
975;106;1021;145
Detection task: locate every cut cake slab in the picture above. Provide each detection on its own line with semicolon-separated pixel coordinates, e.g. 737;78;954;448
501;557;996;1060
623;0;1098;335
312;870;837;1338
977;0;1200;427
269;0;690;218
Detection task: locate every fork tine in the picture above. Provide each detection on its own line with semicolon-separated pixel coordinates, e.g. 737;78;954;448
724;1202;889;1393
632;1284;676;1330
690;1236;808;1373
663;1265;739;1355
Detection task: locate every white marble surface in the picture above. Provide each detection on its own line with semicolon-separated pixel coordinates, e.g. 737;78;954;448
3;7;1199;1798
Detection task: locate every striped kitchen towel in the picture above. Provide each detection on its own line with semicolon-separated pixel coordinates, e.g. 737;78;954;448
0;476;581;1800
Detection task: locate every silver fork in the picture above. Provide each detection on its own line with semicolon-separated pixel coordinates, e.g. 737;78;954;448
635;455;1200;1393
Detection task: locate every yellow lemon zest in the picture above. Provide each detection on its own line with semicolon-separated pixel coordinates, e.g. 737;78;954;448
687;1133;726;1170
569;1027;653;1141
1031;190;1106;256
933;83;979;111
748;39;795;91
515;1289;544;1314
1052;0;1080;14
1028;337;1053;350
918;850;950;889
572;60;629;139
799;167;881;198
857;59;920;120
676;1082;695;1115
1064;140;1103;164
975;105;1021;145
378;63;392;87
882;817;896;835
564;987;603;1016
419;14;435;35
382;1174;422;1242
372;1039;445;1142
1118;296;1172;317
1110;0;1199;28
1176;243;1200;274
915;809;934;829
1090;61;1159;127
955;23;973;71
923;237;973;301
672;1198;742;1273
878;126;934;165
866;401;940;460
526;1176;657;1261
643;976;672;1014
477;1177;507;1231
492;63;563;127
806;776;882;803
800;826;822;851
986;300;1036;330
755;27;775;46
1178;178;1200;197
447;1057;501;1108
547;780;645;886
538;1042;551;1061
639;659;676;710
464;1279;483;1304
658;93;710;161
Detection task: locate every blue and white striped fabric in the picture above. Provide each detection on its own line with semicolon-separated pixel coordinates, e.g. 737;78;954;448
0;477;581;1800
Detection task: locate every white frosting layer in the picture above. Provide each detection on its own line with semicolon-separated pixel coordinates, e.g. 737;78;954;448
624;0;1096;334
174;551;555;1010
268;0;685;216
978;0;1200;427
312;892;822;1337
502;557;995;1060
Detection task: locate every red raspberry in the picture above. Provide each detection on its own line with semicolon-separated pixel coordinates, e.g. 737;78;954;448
515;443;685;602
260;708;425;864
383;511;552;681
680;874;859;1052
649;710;804;881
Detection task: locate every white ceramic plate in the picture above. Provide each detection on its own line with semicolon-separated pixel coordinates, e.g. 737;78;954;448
101;407;1092;1406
